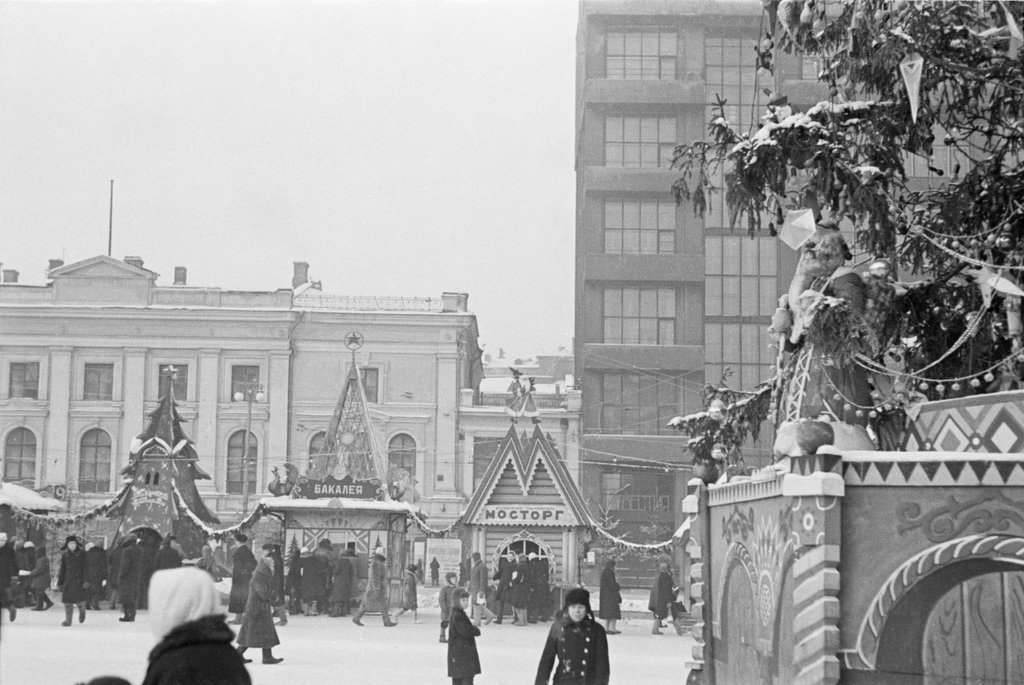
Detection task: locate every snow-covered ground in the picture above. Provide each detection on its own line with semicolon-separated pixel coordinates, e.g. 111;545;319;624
0;605;694;684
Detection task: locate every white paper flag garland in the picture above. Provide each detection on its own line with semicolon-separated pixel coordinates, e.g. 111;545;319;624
900;52;924;123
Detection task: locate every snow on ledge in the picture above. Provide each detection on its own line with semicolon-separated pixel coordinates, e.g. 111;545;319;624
0;482;62;510
259;495;420;514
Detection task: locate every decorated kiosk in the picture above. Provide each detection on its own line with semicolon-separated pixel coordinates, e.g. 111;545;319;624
259;347;419;606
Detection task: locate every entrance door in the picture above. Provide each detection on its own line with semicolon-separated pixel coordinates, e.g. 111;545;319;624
922;570;1024;684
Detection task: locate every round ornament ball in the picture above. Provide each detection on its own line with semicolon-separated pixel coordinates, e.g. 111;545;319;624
996;233;1016;251
919;382;929;391
970;378;982;388
984;372;995;382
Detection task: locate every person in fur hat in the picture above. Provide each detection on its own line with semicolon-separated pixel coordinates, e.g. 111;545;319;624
535;588;609;685
228;532;257;625
236;544;283;665
352;550;396;627
447;587;481;685
58;535;89;627
118;535;143;622
85;541;108;610
142;567;251;685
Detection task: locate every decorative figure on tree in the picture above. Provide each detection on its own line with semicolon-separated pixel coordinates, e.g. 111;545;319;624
267;464;300;497
770;226;879;453
505;368;539;424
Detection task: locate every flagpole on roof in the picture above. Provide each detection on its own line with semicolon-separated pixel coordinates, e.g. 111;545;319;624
107;180;114;257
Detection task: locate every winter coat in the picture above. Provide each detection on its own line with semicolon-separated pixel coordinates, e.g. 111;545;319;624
535;615;610;685
429;558;440;580
648;571;676;620
438;585;456;623
27;554;51;591
493;558;514;601
285;550;302;598
510;560;530;608
329;555;353;603
300;553;329;600
86;546;108;589
107;545;121;590
142;615;251;685
447;605;482;679
270;550;285;605
59;547;89;604
598;566;621;620
196;552;224;582
236;559;279;649
228;545;258;614
469;559;488;597
153;544;183;572
401;569;418;610
361;555;388;611
118;543;144;605
0;542;17;596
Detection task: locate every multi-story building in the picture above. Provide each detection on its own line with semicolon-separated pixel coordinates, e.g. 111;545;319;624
0;255;483;522
574;0;790;552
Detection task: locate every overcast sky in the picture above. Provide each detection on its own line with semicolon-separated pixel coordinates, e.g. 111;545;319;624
0;0;578;359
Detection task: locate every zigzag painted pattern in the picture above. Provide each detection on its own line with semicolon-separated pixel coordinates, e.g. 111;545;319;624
902;391;1024;453
842;458;1024;487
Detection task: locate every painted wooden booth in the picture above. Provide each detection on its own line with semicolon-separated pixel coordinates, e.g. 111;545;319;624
685;390;1024;685
461;423;594;586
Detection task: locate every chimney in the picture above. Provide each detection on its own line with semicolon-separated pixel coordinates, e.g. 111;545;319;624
441;292;469;312
2;269;19;283
124;256;144;269
48;259;64;273
292;261;309;289
173;266;187;285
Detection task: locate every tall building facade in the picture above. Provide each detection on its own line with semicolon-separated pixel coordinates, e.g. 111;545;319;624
574;0;790;547
0;255;482;522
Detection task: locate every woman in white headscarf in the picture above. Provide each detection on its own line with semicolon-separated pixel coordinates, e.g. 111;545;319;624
142;567;251;685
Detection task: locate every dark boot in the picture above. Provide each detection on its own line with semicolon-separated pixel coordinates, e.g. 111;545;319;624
439;626;448;643
78;603;86;623
262;648;283;665
651;618;663;635
237;646;252;664
61;604;73;627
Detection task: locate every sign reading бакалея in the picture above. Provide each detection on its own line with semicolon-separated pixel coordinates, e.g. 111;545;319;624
478;504;575;525
292;474;383;500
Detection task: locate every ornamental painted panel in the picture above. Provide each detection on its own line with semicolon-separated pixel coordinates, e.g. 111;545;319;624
903;390;1024;453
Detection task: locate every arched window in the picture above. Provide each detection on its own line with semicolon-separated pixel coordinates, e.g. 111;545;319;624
309;431;326;456
3;428;37;485
388;433;416;479
79;428;112;493
227;430;257;495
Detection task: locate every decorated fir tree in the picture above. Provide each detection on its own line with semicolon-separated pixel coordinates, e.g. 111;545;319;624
672;0;1024;458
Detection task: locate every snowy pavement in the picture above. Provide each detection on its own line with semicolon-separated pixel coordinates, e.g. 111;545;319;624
0;606;694;684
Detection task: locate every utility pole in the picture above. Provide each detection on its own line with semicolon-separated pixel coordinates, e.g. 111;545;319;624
234;383;265;517
107;180;114;257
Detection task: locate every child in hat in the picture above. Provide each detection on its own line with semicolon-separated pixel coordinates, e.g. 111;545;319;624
535;587;609;685
390;563;420;624
437;571;458;643
447;588;481;685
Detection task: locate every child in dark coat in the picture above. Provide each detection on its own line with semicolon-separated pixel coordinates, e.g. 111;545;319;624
447;588;481;685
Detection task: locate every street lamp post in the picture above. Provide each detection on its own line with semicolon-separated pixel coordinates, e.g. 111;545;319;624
234;385;265;517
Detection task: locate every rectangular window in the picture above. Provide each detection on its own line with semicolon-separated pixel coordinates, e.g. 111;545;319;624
605;116;676;169
231;365;260;400
9;362;39;399
601;470;674;515
704;322;775;390
604;199;676;254
603;287;675;345
599;372;680;435
83;363;114;401
158;364;188;401
361;368;379;404
704;237;777;317
704;34;760;132
606;27;677;80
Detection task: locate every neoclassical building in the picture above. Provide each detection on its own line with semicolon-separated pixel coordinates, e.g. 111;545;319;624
0;255;484;521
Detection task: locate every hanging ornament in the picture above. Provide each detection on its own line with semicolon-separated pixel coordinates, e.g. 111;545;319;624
855;409;865;418
918;381;929;391
936;383;946;394
996;233;1016;251
970;378;982;388
900;53;924;123
951;382;961;392
800;0;814;27
1004;1;1024;59
848;9;867;57
984;372;995;382
779;208;817;250
868;410;878;419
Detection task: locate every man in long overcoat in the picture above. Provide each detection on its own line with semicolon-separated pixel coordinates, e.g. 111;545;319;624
27;543;53;611
117;535;143;622
0;532;18;621
468;551;495;627
85;541;108;610
229;533;258;624
491;551;515;624
328;549;354;617
352;551;395;627
648;562;677;635
58;535;89;626
236;544;283;665
510;553;530;626
153;536;182;572
598;559;622;634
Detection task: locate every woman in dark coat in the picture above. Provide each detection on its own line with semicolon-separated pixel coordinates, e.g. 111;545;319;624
597;559;621;634
447;588;481;685
492;552;514;623
352;551;396;626
269;544;287;626
285;546;302;613
299;548;329;616
535;588;609;685
328;550;353;617
118;535;143;622
143;567;251;685
236;544;283;665
27;543;53;611
648;562;677;635
510;554;530;626
58;535;89;626
228;534;258;622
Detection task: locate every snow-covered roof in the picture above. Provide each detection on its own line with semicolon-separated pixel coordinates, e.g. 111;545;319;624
0;482;62;511
259;495;420;514
673;516;692;540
